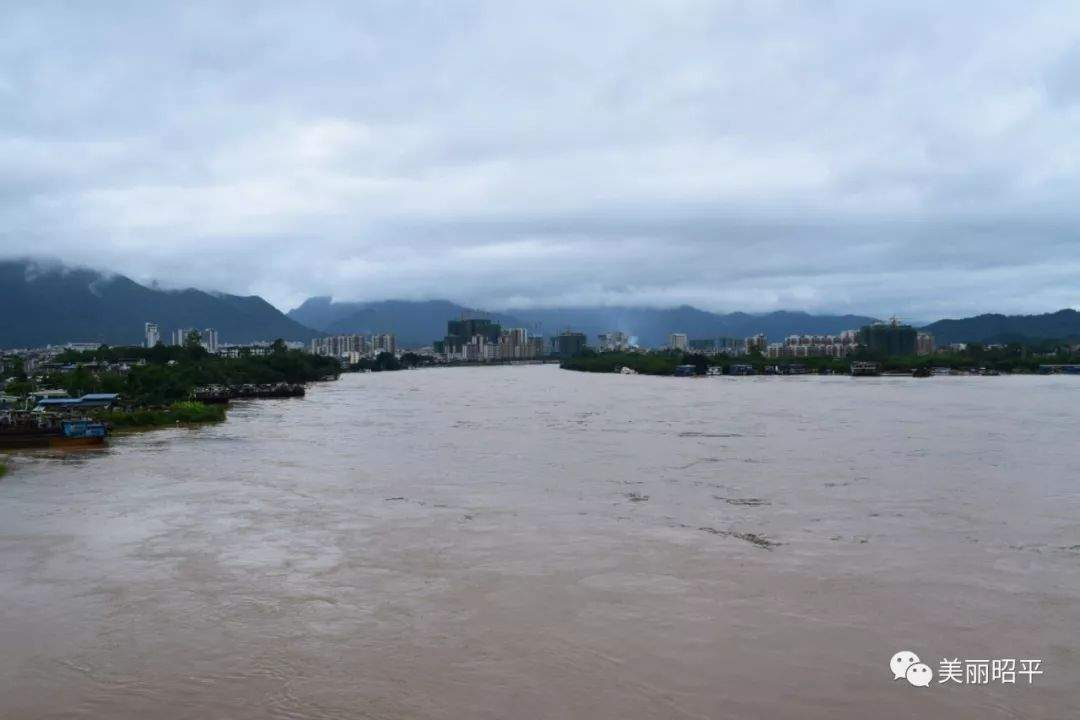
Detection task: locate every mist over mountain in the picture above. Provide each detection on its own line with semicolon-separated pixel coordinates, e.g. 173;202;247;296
0;259;318;348
921;310;1080;345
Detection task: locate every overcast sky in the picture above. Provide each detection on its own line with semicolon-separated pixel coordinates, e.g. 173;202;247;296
2;2;1080;320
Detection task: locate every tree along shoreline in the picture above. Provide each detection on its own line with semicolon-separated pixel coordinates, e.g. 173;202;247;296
560;342;1075;376
5;340;340;408
2;340;341;431
100;401;228;430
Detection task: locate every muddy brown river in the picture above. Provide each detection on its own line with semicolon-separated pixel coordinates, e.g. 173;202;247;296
1;365;1077;719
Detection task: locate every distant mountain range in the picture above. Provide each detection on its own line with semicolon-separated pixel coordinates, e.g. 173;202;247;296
5;258;1079;350
289;298;1080;347
920;309;1080;345
289;297;878;347
0;259;318;347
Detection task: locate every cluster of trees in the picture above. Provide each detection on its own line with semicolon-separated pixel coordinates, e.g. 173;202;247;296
104;401;227;428
562;340;1080;376
12;340;340;406
852;340;1079;373
348;351;435;373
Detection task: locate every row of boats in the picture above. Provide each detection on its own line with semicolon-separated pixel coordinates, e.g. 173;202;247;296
192;383;306;403
644;362;1005;377
859;367;1002;377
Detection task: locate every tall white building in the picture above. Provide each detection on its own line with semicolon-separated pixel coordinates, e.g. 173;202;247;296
172;327;218;353
372;333;397;355
311;334;368;357
172;328;197;346
201;328;219;354
669;333;688;351
144;322;160;348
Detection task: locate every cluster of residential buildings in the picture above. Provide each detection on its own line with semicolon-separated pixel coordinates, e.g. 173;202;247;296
765;331;861;359
142;322;305;356
1;347;148;378
417;316;940;363
304;319;591;365
433;319;545;361
169;327;220;353
662;320;936;359
310;333;397;363
0;317;960;381
145;322;220;353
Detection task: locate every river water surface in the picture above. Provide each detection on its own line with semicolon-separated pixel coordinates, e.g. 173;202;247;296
1;366;1078;719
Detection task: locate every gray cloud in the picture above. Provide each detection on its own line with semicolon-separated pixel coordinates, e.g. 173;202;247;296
2;1;1080;320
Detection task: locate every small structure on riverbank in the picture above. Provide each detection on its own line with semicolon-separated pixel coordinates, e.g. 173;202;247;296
34;393;119;411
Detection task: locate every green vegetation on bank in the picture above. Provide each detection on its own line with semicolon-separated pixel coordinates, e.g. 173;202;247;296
347;351;435;373
851;339;1079;373
0;463;7;478
101;401;227;429
561;340;1080;376
32;339;340;406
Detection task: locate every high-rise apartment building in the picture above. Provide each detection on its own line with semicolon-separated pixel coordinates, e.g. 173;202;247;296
668;333;688;351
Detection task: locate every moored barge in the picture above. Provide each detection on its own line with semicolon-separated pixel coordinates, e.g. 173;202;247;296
0;413;109;448
850;361;881;377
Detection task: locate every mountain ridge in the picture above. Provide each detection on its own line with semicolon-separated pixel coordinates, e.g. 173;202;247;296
0;259;319;347
6;258;1078;349
920;309;1080;345
287;297;880;347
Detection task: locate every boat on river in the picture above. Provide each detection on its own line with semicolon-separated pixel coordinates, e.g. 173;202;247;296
850;361;881;377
